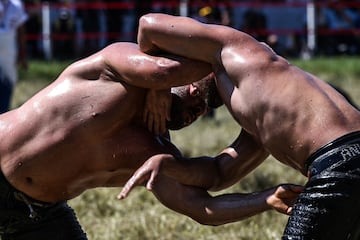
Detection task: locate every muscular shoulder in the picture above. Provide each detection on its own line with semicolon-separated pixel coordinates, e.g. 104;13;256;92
223;36;286;70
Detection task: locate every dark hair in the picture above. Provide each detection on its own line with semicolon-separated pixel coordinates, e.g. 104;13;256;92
205;78;223;108
166;94;186;130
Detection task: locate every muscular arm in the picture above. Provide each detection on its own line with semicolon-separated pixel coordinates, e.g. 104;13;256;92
152;175;301;226
120;130;269;197
138;13;254;64
160;130;269;191
101;42;212;89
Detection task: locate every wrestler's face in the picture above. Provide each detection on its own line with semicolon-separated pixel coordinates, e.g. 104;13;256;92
166;74;222;130
166;84;208;130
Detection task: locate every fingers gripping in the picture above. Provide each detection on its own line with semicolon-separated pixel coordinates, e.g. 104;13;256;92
144;167;157;191
143;89;171;135
118;165;160;200
118;175;138;199
118;170;147;199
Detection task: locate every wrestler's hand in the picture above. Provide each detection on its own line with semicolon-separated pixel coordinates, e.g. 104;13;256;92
143;89;172;135
266;184;304;215
118;154;164;200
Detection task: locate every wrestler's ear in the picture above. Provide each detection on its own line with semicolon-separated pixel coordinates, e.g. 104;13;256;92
190;83;200;96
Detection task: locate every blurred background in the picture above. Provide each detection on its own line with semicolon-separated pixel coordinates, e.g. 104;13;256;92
1;1;360;239
22;0;360;60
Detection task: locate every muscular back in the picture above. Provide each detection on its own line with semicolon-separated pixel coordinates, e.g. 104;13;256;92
0;43;174;202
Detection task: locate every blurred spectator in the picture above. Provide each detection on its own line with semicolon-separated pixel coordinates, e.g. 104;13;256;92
230;0;252;31
150;0;180;15
16;0;360;61
0;0;28;113
75;0;107;56
321;1;360;55
104;0;141;44
118;0;136;42
52;0;75;59
23;0;42;58
266;33;285;55
312;6;332;55
103;0;120;44
242;8;267;42
189;0;231;25
228;1;269;42
355;7;360;28
133;0;151;32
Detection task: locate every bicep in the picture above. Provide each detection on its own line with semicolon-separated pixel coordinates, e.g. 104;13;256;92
102;43;162;88
104;43;211;89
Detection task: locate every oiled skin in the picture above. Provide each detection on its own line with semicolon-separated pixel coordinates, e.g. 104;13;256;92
0;42;297;226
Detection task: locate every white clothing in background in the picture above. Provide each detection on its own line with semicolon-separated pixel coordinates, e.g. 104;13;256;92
0;0;27;84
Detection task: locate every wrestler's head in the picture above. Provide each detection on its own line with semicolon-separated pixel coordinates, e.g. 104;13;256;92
166;73;223;130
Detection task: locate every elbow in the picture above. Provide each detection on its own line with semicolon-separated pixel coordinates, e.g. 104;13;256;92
208;179;224;192
193;219;222;227
149;52;197;89
147;61;179;89
139;13;161;27
138;14;152;32
207;161;228;192
138;14;158;52
139;13;156;24
186;201;226;226
190;212;224;227
181;193;229;226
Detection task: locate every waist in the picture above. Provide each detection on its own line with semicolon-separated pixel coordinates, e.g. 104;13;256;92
0;170;54;208
305;131;360;176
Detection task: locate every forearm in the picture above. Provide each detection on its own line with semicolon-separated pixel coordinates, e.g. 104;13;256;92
161;155;219;190
195;189;273;226
189;183;306;226
152;175;274;226
119;131;269;198
138;13;218;63
142;136;219;189
161;138;268;191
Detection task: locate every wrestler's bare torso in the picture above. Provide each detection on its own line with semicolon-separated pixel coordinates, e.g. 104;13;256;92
0;44;177;203
139;14;360;175
217;40;360;173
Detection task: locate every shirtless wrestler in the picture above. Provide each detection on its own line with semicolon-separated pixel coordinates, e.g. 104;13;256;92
120;14;360;239
0;42;301;240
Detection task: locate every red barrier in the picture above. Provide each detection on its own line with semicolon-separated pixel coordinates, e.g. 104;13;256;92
25;1;360;10
24;1;360;42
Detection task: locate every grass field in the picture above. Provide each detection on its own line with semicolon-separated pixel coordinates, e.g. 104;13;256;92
10;56;360;240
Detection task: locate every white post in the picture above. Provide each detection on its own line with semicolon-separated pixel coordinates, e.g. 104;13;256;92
42;2;52;60
306;1;316;55
179;0;188;17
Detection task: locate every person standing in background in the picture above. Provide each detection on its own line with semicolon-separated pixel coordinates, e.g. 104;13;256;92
0;0;27;113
